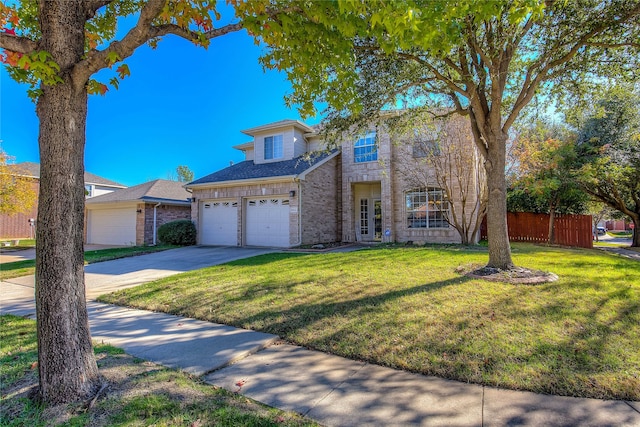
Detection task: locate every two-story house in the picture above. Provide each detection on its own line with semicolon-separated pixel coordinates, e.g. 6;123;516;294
186;116;482;247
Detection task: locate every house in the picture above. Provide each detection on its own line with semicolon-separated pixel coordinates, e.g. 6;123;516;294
85;179;192;246
186;117;482;248
0;162;125;239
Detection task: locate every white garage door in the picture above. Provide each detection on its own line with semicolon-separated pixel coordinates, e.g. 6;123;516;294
200;201;238;246
87;207;136;245
246;198;290;247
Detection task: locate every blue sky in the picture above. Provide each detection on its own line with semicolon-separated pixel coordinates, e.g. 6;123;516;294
0;27;318;186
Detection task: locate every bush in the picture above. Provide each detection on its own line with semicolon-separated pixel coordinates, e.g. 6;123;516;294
157;220;196;246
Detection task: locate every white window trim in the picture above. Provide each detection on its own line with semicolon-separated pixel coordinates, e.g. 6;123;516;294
405;187;450;229
354;131;377;163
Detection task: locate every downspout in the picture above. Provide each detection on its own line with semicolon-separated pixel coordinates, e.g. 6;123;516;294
297;178;302;246
153;202;162;245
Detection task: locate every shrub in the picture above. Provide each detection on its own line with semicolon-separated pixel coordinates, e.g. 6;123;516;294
157;220;196;246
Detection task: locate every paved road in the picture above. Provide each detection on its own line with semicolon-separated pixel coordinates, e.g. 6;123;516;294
0;246;277;316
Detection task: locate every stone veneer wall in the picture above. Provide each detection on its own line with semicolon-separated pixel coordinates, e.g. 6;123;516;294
137;203;191;246
300;155;342;244
340;124;480;245
389;130;481;245
341;129;394;243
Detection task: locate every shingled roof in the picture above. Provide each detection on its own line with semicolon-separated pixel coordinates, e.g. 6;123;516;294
85;179;191;205
188;150;339;186
7;162;125;187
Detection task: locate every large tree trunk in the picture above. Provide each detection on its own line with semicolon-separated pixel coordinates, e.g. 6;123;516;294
548;204;556;245
631;215;639;247
35;1;99;404
484;132;515;270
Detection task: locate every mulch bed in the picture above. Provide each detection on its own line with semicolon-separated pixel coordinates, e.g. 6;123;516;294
458;264;559;284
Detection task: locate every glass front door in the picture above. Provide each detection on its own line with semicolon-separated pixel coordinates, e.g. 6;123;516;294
374;199;382;240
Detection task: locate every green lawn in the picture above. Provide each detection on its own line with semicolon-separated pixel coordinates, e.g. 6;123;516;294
0;245;178;281
100;244;640;401
0;239;36;250
0;315;316;427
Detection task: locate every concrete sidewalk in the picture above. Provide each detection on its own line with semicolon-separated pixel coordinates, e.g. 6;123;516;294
87;302;639;427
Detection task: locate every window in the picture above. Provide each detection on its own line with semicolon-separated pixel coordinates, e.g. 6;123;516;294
354;131;377;163
360;199;369;235
412;140;440;158
406;188;450;229
264;135;283;160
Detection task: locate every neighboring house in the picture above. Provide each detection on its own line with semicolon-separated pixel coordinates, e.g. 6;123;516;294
186;117;482;248
0;162;125;239
85;179;192;246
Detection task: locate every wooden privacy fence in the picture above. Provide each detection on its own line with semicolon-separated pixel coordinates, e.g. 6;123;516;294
480;212;593;249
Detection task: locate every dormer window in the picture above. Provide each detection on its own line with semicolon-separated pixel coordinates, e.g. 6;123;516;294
354;131;377;163
264;134;284;160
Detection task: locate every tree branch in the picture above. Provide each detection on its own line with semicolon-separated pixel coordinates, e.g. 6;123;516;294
73;0;242;88
0;32;38;54
84;0;114;19
396;52;469;99
505;2;640;132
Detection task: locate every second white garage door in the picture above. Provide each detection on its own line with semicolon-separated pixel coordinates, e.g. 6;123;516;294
200;201;238;246
245;198;290;247
87;207;137;246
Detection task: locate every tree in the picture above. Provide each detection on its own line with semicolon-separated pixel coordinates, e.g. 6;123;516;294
176;165;194;182
391;113;486;245
573;86;640;247
0;1;241;404
0;149;37;215
587;202;616;242
238;0;640;270
507;121;588;243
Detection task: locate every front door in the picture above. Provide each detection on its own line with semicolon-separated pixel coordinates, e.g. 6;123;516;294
374;199;382;240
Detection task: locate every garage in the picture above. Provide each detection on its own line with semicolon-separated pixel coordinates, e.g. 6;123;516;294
245;198;290;247
200;201;238;246
87;207;136;245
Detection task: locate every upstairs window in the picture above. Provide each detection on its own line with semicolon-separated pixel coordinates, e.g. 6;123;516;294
412;140;440;158
354;131;377;163
264;134;283;160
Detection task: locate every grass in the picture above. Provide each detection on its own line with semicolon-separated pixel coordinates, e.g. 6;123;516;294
0;315;317;427
100;243;640;401
607;231;633;238
0;245;178;281
0;239;36;250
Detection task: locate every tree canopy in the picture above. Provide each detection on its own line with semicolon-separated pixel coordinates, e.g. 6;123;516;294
573;85;640;246
0;150;37;215
238;0;640;269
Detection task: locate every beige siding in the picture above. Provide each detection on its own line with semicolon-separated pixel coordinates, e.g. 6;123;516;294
293;128;306;157
253;128;296;164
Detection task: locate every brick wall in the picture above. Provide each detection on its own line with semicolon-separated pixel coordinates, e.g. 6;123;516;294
0;181;39;239
300;155;341;244
139;203;191;245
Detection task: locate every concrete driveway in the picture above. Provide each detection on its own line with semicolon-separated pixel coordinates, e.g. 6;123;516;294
0;246;277;317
